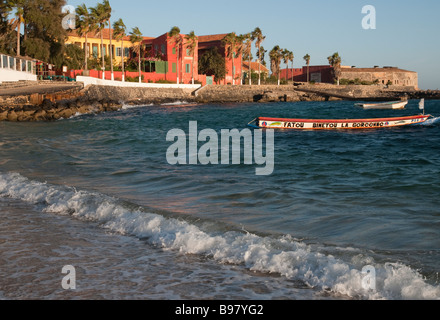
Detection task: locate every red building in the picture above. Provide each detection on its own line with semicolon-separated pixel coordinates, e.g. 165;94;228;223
197;34;242;85
141;32;198;84
280;65;333;83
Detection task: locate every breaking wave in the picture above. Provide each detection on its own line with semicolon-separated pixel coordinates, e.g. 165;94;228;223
0;171;438;300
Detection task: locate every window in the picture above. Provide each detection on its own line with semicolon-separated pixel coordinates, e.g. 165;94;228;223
172;63;176;73
186;48;190;56
125;48;130;58
161;44;166;54
93;45;98;56
116;47;122;57
172;47;176;55
185;64;190;73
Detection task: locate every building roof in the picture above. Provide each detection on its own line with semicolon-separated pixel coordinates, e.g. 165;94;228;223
67;29;154;42
341;67;416;73
198;34;228;43
242;61;269;73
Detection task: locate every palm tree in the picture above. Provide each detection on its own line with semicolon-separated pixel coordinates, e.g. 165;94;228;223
12;0;25;57
168;26;182;84
223;32;239;85
235;34;246;85
185;31;198;85
269;45;282;86
102;0;113;80
328;52;342;85
90;1;110;80
76;4;96;73
129;26;143;83
282;49;292;82
251;27;265;85
303;54;311;83
113;18;126;82
288;51;294;82
242;33;252;85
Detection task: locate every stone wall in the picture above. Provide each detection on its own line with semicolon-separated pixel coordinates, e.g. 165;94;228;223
340;69;418;88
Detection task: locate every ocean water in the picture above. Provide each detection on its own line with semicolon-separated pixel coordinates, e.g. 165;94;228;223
0;99;439;300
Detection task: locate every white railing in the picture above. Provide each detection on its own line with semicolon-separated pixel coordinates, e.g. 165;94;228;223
0;53;37;83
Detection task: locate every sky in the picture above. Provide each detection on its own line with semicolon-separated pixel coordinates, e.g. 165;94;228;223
65;0;440;89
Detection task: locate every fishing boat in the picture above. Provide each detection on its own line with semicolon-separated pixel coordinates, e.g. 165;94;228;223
248;114;433;130
354;100;408;110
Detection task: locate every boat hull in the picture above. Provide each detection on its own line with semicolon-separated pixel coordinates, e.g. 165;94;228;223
355;101;408;110
249;115;432;130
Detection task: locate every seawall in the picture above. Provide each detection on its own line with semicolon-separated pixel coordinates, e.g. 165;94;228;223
1;81;438;122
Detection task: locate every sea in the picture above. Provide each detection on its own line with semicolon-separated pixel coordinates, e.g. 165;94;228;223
0;99;439;301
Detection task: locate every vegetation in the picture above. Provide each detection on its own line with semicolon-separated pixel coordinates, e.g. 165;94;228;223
269;46;283;85
339;78;380;86
303;54;310;83
113;18;126;81
129;26;143;82
184;30;197;85
222;32;239;85
251;27;265;85
328;52;342;85
76;4;97;71
198;47;226;83
168;26;182;84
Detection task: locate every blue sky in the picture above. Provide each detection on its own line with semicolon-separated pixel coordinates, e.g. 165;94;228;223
65;0;440;89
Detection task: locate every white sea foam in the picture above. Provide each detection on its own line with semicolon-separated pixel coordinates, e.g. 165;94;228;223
0;171;438;300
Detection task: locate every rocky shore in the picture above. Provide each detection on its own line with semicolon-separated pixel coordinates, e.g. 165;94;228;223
0;81;439;122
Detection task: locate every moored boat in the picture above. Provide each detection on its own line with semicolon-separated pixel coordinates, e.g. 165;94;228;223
354;101;408;110
248;114;433;130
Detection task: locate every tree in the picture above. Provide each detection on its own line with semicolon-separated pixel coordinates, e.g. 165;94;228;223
198;47;226;83
168;26;182;84
251;27;265;85
113;18;126;81
270;45;283;85
129;26;143;83
21;0;67;65
64;43;85;70
12;0;25;57
258;46;267;66
282;49;293;83
242;33;252;85
76;4;97;72
328;52;342;85
0;1;14;54
102;0;113;80
90;1;111;80
185;30;198;85
223;32;240;85
303;54;310;83
235;33;246;85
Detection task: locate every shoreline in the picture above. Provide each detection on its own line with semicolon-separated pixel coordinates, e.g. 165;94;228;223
1;81;439;122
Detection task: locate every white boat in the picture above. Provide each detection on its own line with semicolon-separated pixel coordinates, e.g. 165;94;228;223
355;100;408;110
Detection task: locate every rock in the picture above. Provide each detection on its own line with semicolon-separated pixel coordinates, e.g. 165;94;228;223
0;111;8;121
58;108;73;119
7;110;18;122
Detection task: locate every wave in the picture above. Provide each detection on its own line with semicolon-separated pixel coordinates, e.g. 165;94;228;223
421;116;440;126
0;171;438;300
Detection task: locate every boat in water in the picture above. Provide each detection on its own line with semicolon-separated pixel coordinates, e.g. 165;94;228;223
355;100;408;110
248;114;433;130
